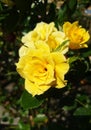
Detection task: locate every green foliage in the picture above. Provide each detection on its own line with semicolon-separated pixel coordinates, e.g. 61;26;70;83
74;106;91;116
57;0;77;25
16;121;31;130
20;90;44;110
33;114;48;124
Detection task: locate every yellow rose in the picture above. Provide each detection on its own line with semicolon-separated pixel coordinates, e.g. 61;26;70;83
21;22;56;45
22;22;69;54
63;21;90;49
16;43;69;96
16;43;55;96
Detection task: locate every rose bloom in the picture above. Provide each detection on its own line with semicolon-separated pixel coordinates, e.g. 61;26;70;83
21;22;69;54
63;21;90;49
16;42;69;96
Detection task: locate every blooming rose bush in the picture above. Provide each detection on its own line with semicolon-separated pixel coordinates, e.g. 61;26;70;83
16;21;90;97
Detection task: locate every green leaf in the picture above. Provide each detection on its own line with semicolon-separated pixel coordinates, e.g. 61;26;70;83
53;40;69;52
63;103;77;111
16;121;31;130
68;56;79;64
68;0;77;11
34;114;48;123
82;50;91;57
20;90;44;110
74;106;91;116
76;94;89;102
57;5;67;25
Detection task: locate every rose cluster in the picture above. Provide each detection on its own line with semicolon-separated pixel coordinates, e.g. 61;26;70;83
16;21;90;96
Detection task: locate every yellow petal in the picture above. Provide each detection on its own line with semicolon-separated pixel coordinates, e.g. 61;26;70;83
51;52;67;64
25;79;51;96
